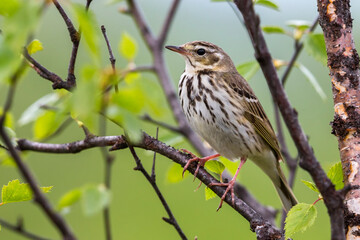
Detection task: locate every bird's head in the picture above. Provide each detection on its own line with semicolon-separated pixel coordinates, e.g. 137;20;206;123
166;41;236;73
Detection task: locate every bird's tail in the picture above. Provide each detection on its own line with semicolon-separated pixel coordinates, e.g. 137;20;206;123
273;165;298;212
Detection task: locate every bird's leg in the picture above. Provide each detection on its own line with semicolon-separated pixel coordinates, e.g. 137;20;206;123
208;157;247;211
181;149;220;179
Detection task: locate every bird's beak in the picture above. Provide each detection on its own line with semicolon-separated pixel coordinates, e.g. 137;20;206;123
165;45;190;56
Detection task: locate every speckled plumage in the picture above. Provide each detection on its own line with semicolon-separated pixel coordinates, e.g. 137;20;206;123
167;41;297;211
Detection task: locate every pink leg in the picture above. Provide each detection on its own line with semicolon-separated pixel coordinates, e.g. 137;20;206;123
181;149;220;179
208;157;247;211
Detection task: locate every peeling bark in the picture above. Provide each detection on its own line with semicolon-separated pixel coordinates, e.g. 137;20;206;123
317;1;360;239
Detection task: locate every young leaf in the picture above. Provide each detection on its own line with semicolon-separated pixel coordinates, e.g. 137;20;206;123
205;160;225;175
327;162;344;190
285;203;317;239
33;110;65;140
0;108;14;129
18;93;59;126
254;0;279;10
301;180;319;193
1;179;52;205
296;63;327;101
166;163;184;183
57;188;82;211
119;32;138;61
262;26;286;34
205;187;217;200
82;184;110;216
304;33;327;66
236;61;260;80
219;157;240;176
27;39;43;55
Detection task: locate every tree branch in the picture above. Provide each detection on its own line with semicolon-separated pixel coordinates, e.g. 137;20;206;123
233;0;344;239
316;1;360;239
0;218;51;240
17;133;282;239
127;144;187;240
158;0;181;47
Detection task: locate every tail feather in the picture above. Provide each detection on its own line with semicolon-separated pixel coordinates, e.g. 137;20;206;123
274;176;298;212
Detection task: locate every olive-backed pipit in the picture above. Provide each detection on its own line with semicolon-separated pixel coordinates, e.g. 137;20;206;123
166;41;298;211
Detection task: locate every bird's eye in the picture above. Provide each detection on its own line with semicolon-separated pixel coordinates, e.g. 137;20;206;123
196;48;206;55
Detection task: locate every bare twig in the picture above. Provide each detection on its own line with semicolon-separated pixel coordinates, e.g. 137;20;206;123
0;218;51;240
127;144;187;239
158;0;181;47
233;0;344;239
142;114;182;134
101;25;116;71
151;127;159;181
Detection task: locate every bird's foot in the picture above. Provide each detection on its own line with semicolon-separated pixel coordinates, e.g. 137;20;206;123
180;149;220;180
208;178;237;211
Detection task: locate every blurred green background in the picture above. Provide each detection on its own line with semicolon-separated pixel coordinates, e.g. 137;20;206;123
1;0;360;239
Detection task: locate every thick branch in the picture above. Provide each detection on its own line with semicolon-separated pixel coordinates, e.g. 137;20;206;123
233;1;344;239
17;133;282;239
317;0;360;239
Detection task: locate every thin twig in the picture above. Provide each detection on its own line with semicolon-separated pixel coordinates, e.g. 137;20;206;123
281;16;319;85
0;218;51;240
101;25;116;71
158;0;181;47
151;127;159;181
142;114;182;134
128;143;187;240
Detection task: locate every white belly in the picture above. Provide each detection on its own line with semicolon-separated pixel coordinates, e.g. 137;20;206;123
179;73;262;160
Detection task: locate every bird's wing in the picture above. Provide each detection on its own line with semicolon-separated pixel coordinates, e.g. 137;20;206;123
224;71;282;161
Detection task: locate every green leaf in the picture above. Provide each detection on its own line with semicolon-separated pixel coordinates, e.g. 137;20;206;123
219;157;240;176
205;187;217;200
285;203;317;239
286;20;311;30
18;93;59;126
82;184;110;216
1;179;52;205
262;26;286;34
0;0;20;16
0;0;42;84
205;160;225;175
254;0;279;10
236;61;260;80
57;188;82;211
301;180;319;193
26;39;43;55
166;163;184;183
297;63;327;101
304;33;327;66
119;32;137;60
327;162;344;190
33;110;65;140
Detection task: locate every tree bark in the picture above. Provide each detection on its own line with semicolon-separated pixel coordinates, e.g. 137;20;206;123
317;1;360;239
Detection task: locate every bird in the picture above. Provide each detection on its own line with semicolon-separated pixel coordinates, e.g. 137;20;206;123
165;41;298;211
